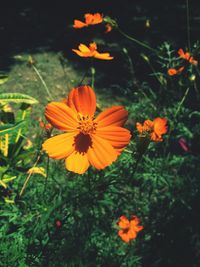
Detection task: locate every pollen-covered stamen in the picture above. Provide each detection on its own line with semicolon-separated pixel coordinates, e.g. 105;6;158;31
77;113;97;134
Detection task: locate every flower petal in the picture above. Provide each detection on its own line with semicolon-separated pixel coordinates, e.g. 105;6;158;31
94;52;113;60
42;132;76;159
87;134;118;169
73;20;87;28
67;86;96;117
95;126;131;151
95;106;128;127
118;230;130;243
65;151;89;174
78;43;91;53
45;102;78;131
118;215;130;229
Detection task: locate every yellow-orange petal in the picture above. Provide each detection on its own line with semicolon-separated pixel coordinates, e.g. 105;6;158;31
78;43;91;53
73;20;87;29
94;52;114;60
42;132;76;159
95;126;131;151
95;106;128;127
65;151;90;174
72;49;90;57
45;102;78;131
118;215;130;229
67;85;96;117
87;134;118;169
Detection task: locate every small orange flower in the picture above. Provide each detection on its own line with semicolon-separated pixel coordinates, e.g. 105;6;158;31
72;42;113;60
168;66;184;76
73;13;103;29
178;48;198;65
42;86;131;174
117;215;143;243
105;23;112;33
136;117;167;142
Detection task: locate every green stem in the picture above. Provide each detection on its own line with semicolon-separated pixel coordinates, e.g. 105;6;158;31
118;27;157;53
32;64;53;100
174;87;190;118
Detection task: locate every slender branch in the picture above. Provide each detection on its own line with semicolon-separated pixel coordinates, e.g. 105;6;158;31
32;64;53;100
118;27;157;53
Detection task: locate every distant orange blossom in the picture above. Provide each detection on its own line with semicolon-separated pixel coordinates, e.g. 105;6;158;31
117;215;143;243
168;66;184;76
73;13;103;29
72;42;113;60
178;48;198;65
42;86;131;174
136;117;168;142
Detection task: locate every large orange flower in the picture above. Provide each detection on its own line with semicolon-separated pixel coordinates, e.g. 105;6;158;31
42;86;131;174
117;215;143;243
136;117;167;142
73;13;103;29
72;42;113;60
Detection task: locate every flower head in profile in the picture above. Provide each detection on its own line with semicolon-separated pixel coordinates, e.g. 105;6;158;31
168;66;184;76
42;86;131;174
105;23;113;33
72;42;113;60
117;215;143;243
178;48;198;65
73;13;103;29
136;117;167;142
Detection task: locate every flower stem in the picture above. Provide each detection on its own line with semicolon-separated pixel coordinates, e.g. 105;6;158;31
32;64;53;100
118;27;157;53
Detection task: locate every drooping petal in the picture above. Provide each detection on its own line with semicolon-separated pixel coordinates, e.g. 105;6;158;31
42;132;76;159
95;106;128;127
65;151;90;174
73;20;87;28
87;134;118;169
94;52;114;60
95;126;131;151
45;102;78;131
67;86;96;116
72;49;90;57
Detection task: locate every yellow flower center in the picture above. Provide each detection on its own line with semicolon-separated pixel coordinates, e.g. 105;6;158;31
77;113;97;134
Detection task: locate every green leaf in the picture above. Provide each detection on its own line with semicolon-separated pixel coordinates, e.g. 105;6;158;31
0;93;38;105
0;121;26;136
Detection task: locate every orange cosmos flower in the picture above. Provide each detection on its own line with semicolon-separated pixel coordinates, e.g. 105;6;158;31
117;215;143;243
136;117;167;142
72;42;113;60
73;13;103;29
178;48;198;65
167;66;184;76
42;85;131;174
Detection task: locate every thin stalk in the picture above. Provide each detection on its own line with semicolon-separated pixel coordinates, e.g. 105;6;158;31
118;27;157;53
19;154;41;196
91;67;95;89
32;64;53;100
174;87;190;118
